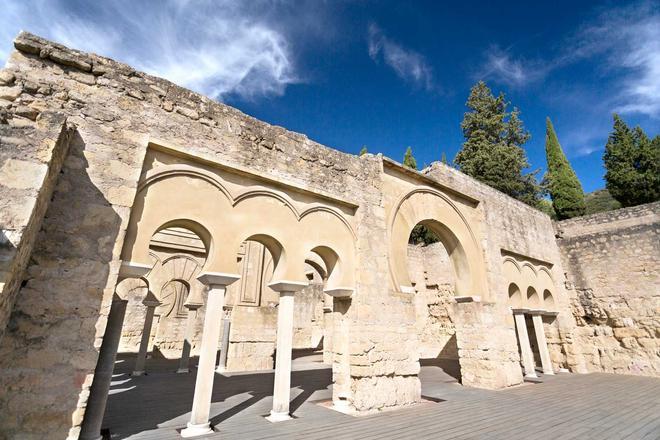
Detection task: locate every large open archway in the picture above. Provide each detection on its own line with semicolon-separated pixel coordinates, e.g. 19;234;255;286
389;188;487;298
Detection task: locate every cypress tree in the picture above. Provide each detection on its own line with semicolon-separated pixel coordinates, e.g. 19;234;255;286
441;152;448;165
455;81;540;206
403;146;417;170
604;115;660;207
543;118;585;219
359;145;368;156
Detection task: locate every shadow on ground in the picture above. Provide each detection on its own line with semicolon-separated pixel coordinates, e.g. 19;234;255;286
103;352;332;439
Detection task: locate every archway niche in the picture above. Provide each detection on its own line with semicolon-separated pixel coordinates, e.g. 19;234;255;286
527;287;541;309
406;221;460;381
389;189;487;299
543;289;555;311
118;225;208;360
220;236;330;373
508;283;523;309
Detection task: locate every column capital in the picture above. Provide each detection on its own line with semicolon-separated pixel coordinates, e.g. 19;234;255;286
511;308;530;315
142;290;161;308
527;309;545;316
324;287;354;298
184;301;203;311
268;280;308;293
118;261;151;281
197;272;240;287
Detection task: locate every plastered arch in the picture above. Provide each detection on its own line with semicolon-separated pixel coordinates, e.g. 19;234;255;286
508;282;523;308
389;187;487;297
121;162;357;289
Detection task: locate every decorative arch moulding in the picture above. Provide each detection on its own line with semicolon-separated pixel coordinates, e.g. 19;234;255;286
500;249;554;269
145;139;360;211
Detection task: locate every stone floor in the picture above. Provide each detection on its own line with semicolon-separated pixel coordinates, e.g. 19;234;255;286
104;353;660;439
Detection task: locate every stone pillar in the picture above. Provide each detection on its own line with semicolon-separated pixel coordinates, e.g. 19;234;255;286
266;281;307;422
331;297;352;410
177;302;202;374
132;291;161;376
181;272;240;438
80;261;150;440
452;298;523;389
79;294;128;440
216;306;233;373
512;309;537;378
530;310;554;375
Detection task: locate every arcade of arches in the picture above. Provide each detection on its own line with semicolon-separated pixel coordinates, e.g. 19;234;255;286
0;32;657;440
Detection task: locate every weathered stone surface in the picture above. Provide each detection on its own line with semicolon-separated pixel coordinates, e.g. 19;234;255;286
556;202;660;376
0;85;21;101
0;70;15;86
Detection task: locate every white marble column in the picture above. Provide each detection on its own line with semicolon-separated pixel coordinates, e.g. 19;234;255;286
266;281;307;422
132;291;161;376
512;309;537;378
268;291;296;421
530;311;554;375
181;272;239;438
216;306;233;373
177;302;202;374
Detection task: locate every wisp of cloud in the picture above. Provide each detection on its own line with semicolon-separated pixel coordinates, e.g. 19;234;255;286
368;23;434;91
0;0;298;101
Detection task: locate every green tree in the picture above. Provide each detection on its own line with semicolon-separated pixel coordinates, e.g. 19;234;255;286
359;145;368;156
441;152;448;165
537;199;557;220
409;223;439;245
603;115;660;207
584;189;621;215
543;118;586;219
403;146;417;170
455;81;540;206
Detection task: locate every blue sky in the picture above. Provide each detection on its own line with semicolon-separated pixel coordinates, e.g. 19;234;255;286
1;1;658;193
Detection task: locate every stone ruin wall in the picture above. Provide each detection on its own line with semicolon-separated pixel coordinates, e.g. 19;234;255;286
0;32;396;439
406;242;457;361
0;31;657;440
422;163;579;386
0;105;74;340
555;202;660;376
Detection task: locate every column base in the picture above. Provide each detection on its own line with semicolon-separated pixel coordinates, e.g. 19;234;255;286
131;370;145;377
558;368;570;373
180;422;213;438
215;366;226;373
176;368;190;374
524;372;538;378
542;370;555;375
266;410;292;423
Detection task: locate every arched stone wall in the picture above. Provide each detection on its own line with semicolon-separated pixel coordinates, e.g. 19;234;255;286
388;188;488;298
502;255;558;311
121;161;357;290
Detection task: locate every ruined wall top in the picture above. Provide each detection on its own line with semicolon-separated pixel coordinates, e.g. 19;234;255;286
556;201;660;238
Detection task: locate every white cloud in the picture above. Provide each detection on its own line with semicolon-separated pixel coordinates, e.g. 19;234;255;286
0;0;299;101
479;46;548;87
368;23;434;91
478;2;660;118
584;4;660;118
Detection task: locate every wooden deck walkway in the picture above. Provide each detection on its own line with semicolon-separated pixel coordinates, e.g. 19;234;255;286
103;354;660;439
